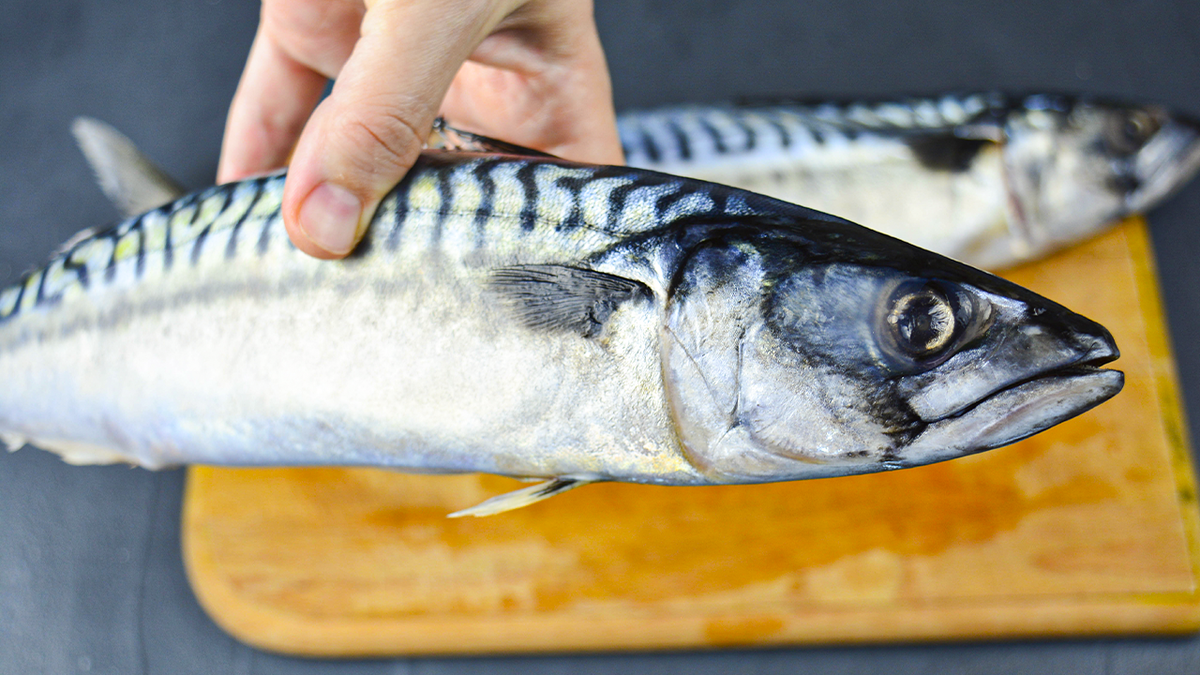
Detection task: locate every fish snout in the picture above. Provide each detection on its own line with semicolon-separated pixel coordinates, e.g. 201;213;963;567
1126;115;1200;212
1071;322;1120;368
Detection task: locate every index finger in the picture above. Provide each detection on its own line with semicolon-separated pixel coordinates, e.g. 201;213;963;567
280;0;518;258
217;29;328;184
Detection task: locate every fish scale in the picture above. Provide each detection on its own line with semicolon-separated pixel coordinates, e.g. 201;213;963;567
0;146;1124;515
0;176;281;326
0;152;807;396
0;158;698;325
0;154;710;475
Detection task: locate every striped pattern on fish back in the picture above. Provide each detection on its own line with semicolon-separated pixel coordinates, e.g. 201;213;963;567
369;153;806;263
0;174;285;327
618;93;999;167
0;152;819;327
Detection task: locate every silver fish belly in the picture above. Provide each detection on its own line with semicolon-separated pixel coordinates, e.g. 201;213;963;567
618;93;1200;269
0;151;1123;513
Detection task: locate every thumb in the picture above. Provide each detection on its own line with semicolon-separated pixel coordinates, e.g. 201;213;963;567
282;1;511;258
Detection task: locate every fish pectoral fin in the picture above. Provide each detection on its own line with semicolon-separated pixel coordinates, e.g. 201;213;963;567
427;118;560;158
448;477;596;518
71;116;187;217
903;132;995;172
489;264;652;338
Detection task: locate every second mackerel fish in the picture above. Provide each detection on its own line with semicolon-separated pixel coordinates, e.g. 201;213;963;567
619;92;1200;269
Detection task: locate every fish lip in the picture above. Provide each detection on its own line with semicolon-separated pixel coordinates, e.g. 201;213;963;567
917;338;1121;426
923;360;1122;426
914;366;1125;458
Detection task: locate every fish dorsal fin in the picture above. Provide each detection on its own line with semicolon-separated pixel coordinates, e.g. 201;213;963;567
448;477;594;517
71;117;187;217
489;264;652;338
50;224;108;258
428;118;559;158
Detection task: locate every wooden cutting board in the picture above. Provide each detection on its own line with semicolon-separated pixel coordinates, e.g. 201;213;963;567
182;217;1200;656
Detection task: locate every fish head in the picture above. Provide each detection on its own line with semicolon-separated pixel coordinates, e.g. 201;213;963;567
661;219;1123;483
1003;94;1200;250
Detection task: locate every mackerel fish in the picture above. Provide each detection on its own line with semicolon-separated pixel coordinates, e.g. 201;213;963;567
619;92;1200;269
0;142;1123;515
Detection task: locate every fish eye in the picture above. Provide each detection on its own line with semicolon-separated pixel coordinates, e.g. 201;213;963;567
878;280;972;371
1105;109;1160;155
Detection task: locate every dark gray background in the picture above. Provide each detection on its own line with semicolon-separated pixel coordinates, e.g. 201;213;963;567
2;0;1200;672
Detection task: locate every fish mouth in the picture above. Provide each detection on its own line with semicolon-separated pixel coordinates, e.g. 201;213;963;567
916;333;1121;426
1125;122;1200;213
919;346;1123;452
983;340;1121;410
948;364;1123;450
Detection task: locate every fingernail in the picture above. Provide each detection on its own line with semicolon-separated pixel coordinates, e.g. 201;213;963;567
298;182;362;255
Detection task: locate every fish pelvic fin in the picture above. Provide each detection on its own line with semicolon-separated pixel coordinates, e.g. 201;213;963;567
0;431;27;452
71;117;187;217
448;477;596;518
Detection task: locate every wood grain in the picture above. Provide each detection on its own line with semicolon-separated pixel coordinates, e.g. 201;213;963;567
182;217;1200;656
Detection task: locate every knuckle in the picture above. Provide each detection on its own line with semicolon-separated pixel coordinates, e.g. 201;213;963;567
330;107;425;178
261;0;362;74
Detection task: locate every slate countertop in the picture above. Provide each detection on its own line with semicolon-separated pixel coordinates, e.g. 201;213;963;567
3;1;1200;672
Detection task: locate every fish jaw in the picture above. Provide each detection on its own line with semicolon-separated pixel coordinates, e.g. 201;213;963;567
904;367;1123;466
693;365;1123;482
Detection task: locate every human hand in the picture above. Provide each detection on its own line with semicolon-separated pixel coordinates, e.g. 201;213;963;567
217;0;623;259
